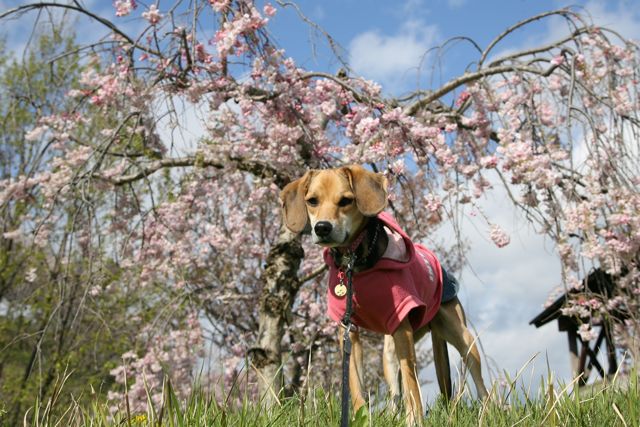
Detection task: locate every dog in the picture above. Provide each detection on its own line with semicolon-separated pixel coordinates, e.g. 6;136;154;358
280;165;489;425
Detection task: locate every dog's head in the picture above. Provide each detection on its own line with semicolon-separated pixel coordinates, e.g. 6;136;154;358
280;165;388;247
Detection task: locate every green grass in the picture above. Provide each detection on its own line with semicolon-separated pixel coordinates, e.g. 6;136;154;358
10;374;640;426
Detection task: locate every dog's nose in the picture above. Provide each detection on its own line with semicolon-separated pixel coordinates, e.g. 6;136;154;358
314;221;333;238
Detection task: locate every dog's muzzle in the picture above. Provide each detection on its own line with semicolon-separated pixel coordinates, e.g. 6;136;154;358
314;221;333;238
311;221;347;246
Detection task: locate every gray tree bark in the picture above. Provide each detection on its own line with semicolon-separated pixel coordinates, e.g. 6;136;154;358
250;225;304;405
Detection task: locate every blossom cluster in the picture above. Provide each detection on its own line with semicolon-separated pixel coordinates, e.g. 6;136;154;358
114;0;136;17
108;313;203;415
213;4;270;56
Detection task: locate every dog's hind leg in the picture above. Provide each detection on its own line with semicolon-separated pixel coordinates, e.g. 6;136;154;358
383;334;401;409
431;333;452;400
431;298;489;400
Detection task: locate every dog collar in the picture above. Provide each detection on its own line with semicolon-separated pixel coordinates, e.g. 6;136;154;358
347;227;367;253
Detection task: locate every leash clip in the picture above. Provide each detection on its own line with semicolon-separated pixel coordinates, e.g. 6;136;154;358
346;252;356;271
340;320;355;333
340;321;353;355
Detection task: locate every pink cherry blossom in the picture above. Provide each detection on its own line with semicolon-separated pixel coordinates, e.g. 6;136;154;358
209;0;230;12
113;0;136;16
489;224;511;248
263;3;277;17
24;125;48;141
550;55;565;66
578;324;598;341
142;4;162;25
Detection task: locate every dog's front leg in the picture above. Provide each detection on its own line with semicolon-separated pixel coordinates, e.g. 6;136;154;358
383;334;401;409
338;325;366;411
392;318;423;426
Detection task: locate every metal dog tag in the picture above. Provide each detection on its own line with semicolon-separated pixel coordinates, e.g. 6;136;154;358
334;283;347;297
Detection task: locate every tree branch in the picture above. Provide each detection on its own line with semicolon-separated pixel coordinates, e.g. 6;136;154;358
299;71;382;105
94;154;290;188
478;9;575;68
298;265;327;286
404;63;560;116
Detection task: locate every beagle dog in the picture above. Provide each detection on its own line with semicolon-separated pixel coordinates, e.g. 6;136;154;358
280;165;489;425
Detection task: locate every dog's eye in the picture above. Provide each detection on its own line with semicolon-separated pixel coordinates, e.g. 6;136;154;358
306;197;318;207
338;197;353;207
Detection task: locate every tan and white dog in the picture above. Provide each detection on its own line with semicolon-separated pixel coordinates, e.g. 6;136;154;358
280;165;489;425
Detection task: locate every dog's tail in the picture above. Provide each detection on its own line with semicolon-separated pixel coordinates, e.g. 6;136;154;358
432;333;452;399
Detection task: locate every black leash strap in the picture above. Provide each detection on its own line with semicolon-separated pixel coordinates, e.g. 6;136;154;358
340;254;356;427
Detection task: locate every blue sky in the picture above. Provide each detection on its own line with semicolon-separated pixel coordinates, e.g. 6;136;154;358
3;0;640;400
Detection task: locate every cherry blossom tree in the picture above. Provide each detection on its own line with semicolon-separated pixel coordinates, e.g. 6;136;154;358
1;0;638;416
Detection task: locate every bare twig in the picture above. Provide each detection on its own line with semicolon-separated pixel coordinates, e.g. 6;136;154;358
0;2;160;56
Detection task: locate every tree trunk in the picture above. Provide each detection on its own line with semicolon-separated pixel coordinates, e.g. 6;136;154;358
250;225;303;405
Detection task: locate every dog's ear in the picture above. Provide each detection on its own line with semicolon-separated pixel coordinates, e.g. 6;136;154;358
343;165;388;216
280;171;313;233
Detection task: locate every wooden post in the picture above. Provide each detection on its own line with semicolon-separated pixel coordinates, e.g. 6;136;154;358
577;338;591;386
604;322;618;376
586;327;606;380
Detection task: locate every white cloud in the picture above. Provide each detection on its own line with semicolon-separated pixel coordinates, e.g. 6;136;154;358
312;4;325;20
576;0;640;40
401;0;427;15
348;19;439;94
447;0;466;9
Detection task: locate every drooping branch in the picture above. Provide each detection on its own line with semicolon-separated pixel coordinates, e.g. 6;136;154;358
300;71;382;105
478;9;576;68
93;154;290;188
487;31;585;68
404;63;560;116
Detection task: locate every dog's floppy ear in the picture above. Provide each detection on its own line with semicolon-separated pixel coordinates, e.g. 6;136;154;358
343;165;388;216
280;171;313;233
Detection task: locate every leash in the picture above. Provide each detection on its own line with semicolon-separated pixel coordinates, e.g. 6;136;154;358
340;252;356;427
337;221;379;427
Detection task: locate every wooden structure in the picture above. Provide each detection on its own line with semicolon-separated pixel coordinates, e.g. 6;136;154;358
530;269;624;386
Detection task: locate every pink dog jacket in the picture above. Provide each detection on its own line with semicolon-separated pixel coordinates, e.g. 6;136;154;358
324;212;443;334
